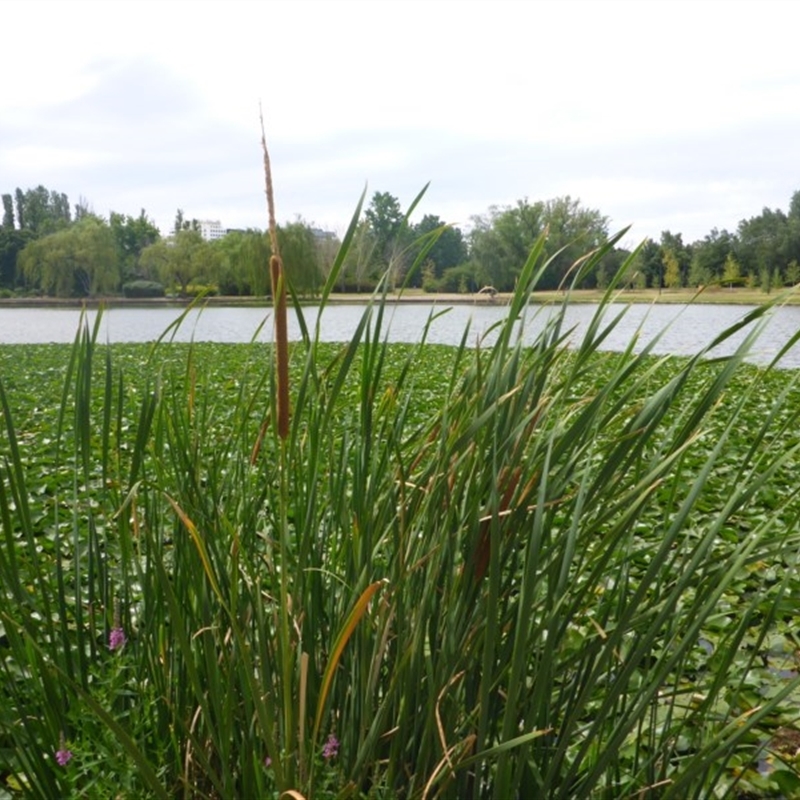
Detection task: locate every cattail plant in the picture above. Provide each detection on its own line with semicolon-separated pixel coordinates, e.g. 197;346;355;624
261;107;290;441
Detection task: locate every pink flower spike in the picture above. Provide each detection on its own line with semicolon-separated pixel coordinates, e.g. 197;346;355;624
264;756;272;768
109;626;126;650
55;748;73;766
322;734;339;760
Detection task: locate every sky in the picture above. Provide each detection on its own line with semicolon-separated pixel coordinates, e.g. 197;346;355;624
3;0;800;248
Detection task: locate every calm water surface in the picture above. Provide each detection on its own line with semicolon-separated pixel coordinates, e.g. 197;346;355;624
2;303;800;367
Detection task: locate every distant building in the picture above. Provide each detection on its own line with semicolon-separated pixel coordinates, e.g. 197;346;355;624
198;220;226;241
310;227;337;242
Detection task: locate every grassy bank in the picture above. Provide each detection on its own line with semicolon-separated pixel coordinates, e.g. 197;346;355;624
3;242;800;798
1;285;798;309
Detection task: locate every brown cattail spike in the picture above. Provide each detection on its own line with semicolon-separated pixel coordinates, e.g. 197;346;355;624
260;103;279;259
260;106;289;440
271;254;290;439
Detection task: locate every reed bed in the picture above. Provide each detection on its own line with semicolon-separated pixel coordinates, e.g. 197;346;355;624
3;206;800;798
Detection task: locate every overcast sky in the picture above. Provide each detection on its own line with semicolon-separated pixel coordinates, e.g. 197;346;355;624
3;0;799;247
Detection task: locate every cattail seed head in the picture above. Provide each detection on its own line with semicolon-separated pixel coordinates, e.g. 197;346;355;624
271;254;290;439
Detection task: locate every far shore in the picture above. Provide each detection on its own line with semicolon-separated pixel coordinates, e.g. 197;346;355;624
1;286;799;309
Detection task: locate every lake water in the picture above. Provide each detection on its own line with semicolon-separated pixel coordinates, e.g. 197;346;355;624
2;302;800;367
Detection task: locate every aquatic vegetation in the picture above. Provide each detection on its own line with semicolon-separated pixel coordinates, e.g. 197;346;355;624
3;231;800;798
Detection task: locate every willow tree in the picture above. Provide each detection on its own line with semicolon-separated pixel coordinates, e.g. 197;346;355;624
19;216;119;297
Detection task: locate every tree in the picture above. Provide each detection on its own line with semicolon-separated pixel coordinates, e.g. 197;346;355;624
469;199;546;291
789;190;800;221
142;230;218;295
364;191;411;287
339;220;379;292
688;228;734;286
173;208;199;233
314;231;341;288
539;196;609;288
410;214;467;283
658;231;691;287
0;228;34;289
279;221;322;295
365;192;404;259
138;240;172;290
14;185;71;235
593;246;631;289
722;253;741;288
2;194;13;229
213;230;270;296
786;259;800;286
737;207;790;279
74;196;93;220
469;196;608;291
663;249;682;288
163;231;203;294
110;209;161;281
630;238;662;288
14;188;24;229
437;261;489;293
18;216;119;297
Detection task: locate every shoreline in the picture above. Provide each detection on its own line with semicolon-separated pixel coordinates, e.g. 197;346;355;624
1;287;798;309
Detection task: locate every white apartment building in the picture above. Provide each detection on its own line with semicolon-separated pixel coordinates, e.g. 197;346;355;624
198;220;226;241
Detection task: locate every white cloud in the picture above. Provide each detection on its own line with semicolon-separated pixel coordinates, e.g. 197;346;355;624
2;0;800;243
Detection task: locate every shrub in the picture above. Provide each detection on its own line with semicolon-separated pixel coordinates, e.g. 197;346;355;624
122;280;165;298
185;283;218;297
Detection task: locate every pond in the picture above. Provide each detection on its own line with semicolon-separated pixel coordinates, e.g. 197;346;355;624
2;302;800;367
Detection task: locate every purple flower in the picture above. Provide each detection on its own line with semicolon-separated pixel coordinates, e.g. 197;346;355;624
109;626;126;650
55;748;73;766
264;755;272;768
322;734;339;760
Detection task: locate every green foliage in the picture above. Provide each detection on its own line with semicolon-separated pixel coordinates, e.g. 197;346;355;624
141;229;220;296
173;208;199;233
13;185;71;236
660;230;691;282
436;261;488;293
339;220;379;292
5;185;800;300
1;194;13;229
279;220;322;295
630;237;662;288
687;255;710;288
213;229;270;295
690;227;735;285
364;191;405;267
737;206;792;276
723;252;743;287
3;225;800;799
469;199;544;291
14;188;24;228
212;224;323;297
121;279;165;298
0;228;34;289
469;196;609;290
786;259;800;286
663;247;683;288
18;216;119;297
109;209;161;281
409;214;468;282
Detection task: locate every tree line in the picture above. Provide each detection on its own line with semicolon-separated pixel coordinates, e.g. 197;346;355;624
3;184;800;298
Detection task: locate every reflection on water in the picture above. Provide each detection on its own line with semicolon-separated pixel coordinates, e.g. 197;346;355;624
1;302;800;367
